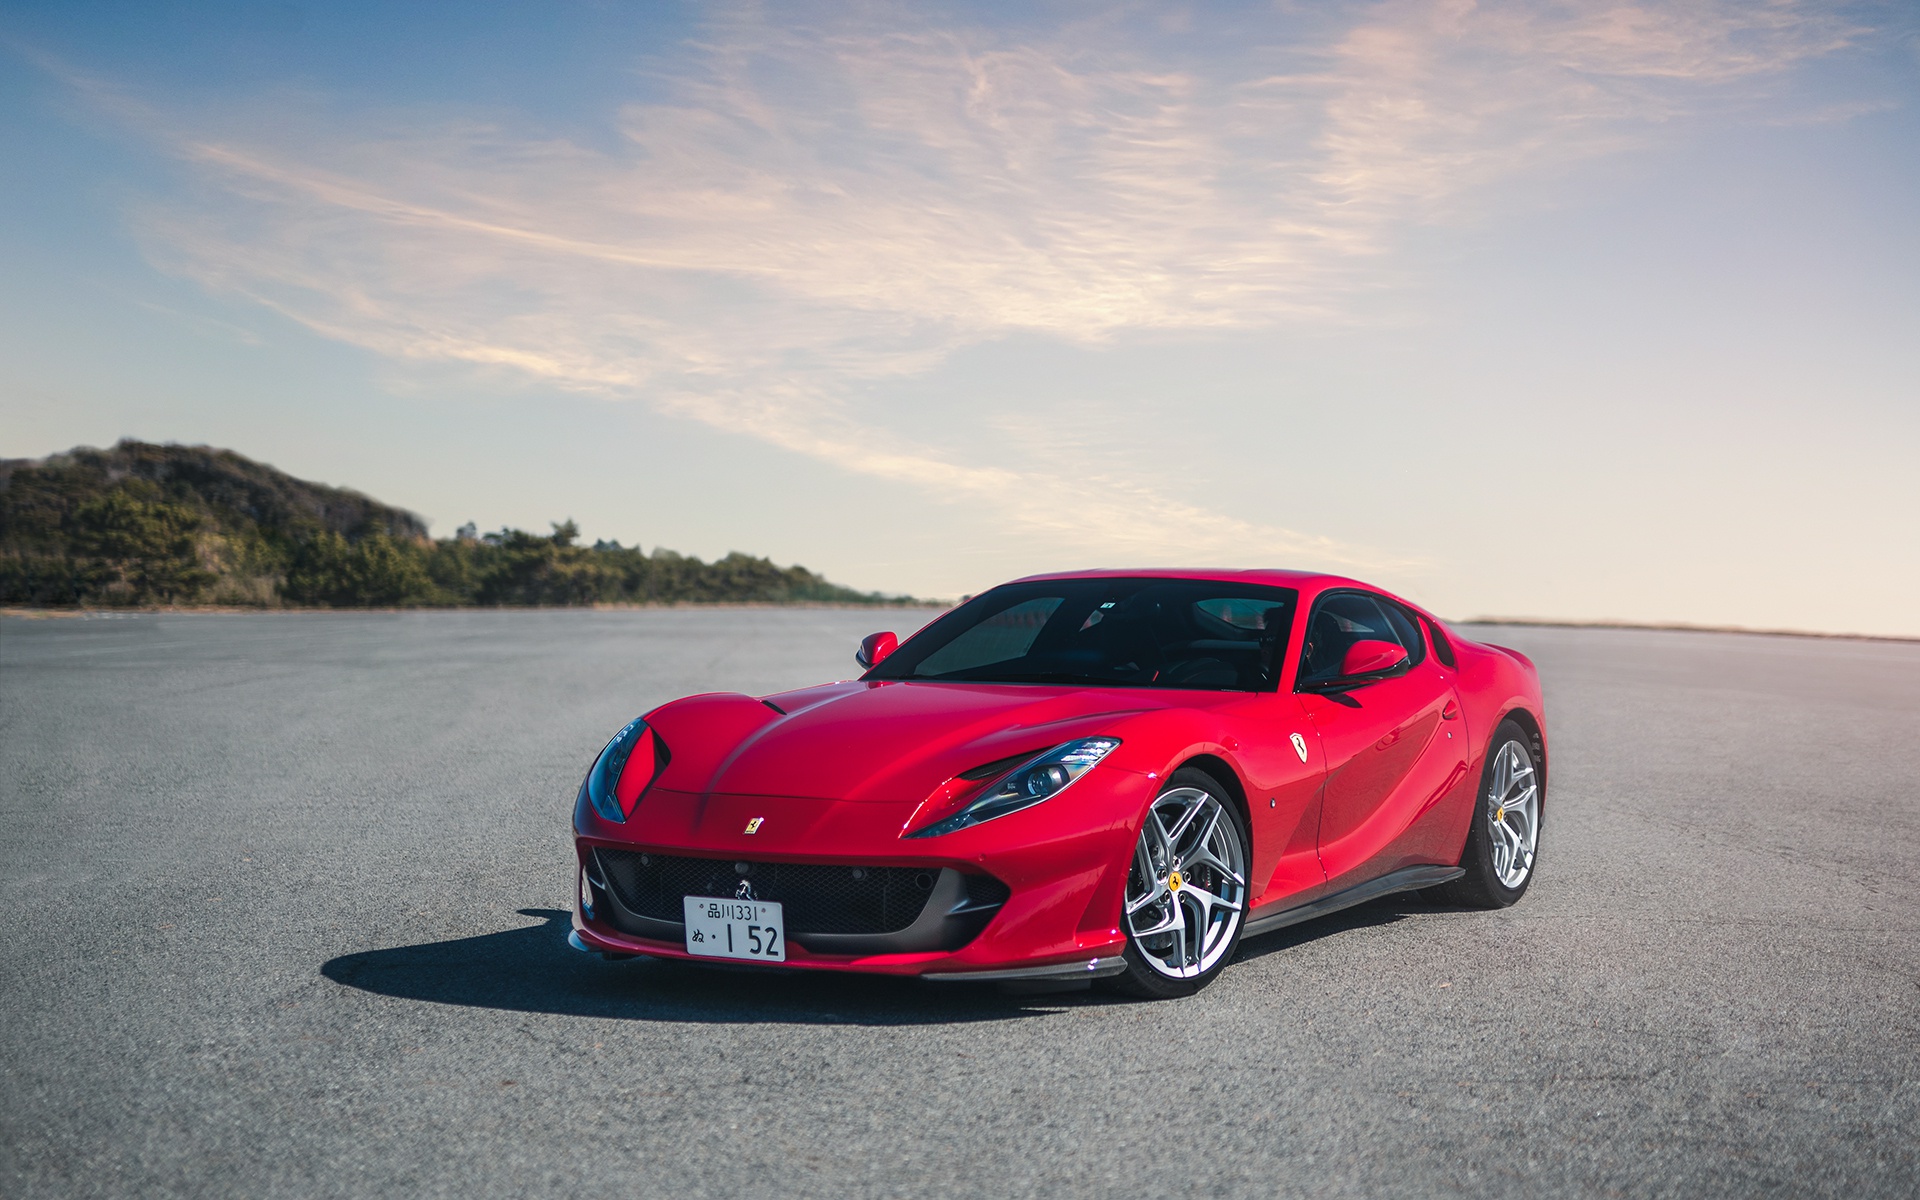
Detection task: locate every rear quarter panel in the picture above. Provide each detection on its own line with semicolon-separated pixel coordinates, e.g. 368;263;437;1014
1448;633;1549;797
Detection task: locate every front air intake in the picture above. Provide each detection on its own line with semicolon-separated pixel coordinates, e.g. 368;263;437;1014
590;850;1009;954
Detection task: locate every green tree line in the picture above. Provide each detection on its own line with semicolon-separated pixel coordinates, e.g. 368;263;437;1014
0;441;913;608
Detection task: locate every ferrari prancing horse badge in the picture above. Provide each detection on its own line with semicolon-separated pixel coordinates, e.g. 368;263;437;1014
1290;732;1309;763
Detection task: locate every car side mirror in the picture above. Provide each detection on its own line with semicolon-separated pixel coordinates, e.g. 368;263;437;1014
1340;639;1407;677
856;631;898;671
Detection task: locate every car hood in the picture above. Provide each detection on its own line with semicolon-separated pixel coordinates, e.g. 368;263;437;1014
645;680;1180;804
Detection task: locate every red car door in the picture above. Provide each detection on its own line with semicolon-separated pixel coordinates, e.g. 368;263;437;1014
1294;591;1470;884
1216;689;1329;905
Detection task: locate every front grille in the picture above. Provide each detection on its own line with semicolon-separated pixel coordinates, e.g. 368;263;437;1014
596;849;975;935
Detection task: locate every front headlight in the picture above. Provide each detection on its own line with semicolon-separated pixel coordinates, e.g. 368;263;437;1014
906;737;1120;838
582;718;666;823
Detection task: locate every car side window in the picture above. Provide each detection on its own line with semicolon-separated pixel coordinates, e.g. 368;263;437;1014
1296;592;1419;687
1422;615;1456;668
1377;601;1429;669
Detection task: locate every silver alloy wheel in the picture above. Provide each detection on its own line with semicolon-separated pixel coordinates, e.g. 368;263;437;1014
1487;740;1540;889
1124;787;1247;979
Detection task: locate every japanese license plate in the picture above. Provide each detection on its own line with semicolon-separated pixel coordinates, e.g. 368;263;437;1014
682;895;786;962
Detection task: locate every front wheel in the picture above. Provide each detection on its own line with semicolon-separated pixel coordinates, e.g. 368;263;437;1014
1426;719;1542;908
1108;769;1250;999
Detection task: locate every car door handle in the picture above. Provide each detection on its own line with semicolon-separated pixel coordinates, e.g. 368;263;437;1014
1442;700;1460;720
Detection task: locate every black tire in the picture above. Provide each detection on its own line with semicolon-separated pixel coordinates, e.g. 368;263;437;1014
1424;718;1541;909
1105;768;1251;999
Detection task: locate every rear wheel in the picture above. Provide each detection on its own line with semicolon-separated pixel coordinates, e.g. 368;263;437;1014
1109;769;1250;999
1425;719;1541;908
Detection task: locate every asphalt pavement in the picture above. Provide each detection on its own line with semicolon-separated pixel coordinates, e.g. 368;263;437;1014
2;608;1916;1198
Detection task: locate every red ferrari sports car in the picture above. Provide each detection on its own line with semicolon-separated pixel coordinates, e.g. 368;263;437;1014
569;569;1546;997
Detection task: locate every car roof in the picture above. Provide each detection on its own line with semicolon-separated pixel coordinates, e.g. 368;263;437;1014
993;568;1445;626
1002;567;1366;591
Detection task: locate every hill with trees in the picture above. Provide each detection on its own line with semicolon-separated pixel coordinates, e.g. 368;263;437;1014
0;441;916;608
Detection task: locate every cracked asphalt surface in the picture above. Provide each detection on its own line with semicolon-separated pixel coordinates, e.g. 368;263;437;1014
2;609;1916;1198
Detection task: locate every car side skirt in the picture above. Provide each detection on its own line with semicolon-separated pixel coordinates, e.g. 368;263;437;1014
922;956;1130;983
1242;864;1464;939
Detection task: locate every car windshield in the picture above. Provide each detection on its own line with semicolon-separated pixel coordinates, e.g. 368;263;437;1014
870;578;1298;691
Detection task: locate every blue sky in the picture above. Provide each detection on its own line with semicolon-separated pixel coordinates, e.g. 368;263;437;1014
3;1;1917;633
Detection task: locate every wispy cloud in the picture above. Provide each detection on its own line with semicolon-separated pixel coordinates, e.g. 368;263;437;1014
84;0;1859;568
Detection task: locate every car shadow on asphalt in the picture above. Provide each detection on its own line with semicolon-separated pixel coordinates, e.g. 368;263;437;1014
321;909;1099;1026
322;899;1435;1025
1228;894;1430;965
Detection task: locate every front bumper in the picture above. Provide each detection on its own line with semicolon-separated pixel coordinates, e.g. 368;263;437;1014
564;926;1129;982
586;848;1008;956
570;773;1150;976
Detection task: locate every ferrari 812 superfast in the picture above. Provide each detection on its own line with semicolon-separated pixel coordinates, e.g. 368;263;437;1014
568;570;1546;997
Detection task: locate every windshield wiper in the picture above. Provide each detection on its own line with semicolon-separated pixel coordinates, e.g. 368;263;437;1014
954;671;1099;685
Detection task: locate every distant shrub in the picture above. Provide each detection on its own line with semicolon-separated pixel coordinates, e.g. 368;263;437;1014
284;530;433;607
0;440;914;609
67;485;217;605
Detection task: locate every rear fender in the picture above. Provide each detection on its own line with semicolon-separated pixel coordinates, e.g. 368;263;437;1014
1447;637;1549;847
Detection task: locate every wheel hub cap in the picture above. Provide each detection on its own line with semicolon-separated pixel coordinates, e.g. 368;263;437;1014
1486;741;1540;890
1123;788;1247;980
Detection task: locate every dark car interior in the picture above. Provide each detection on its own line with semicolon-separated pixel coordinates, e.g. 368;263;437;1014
880;579;1299;691
1296;592;1427;686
